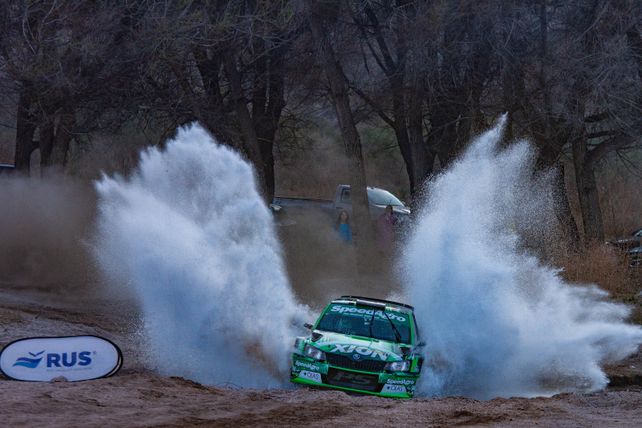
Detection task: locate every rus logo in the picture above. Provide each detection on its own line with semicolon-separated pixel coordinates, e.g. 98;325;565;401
14;351;92;369
13;351;44;368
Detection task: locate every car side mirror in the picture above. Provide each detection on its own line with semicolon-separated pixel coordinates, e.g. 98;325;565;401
416;341;426;347
304;323;313;330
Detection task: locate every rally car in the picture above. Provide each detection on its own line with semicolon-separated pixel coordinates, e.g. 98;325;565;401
291;295;423;398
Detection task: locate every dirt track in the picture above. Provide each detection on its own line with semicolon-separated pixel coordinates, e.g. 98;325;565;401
1;285;641;427
3;372;642;427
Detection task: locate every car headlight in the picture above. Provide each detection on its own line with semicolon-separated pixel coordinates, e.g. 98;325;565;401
294;338;304;350
385;360;410;372
303;344;326;361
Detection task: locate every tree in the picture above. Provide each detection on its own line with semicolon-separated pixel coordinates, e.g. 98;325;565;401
304;0;375;265
135;0;300;202
494;0;581;245
560;0;641;242
344;0;496;196
485;0;641;243
347;0;432;194
0;1;143;175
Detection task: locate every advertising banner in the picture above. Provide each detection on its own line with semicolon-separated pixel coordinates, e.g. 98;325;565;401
0;335;122;382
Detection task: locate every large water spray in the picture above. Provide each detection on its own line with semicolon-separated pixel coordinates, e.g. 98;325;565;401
403;117;642;399
92;119;641;397
94;124;306;387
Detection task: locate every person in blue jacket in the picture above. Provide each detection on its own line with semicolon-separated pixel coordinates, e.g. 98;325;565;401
335;210;353;243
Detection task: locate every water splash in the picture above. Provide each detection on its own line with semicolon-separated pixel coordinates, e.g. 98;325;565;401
403;116;642;399
94;123;306;387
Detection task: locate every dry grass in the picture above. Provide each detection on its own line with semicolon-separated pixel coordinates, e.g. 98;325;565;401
598;167;642;239
558;153;641;322
557;243;641;323
559;243;635;294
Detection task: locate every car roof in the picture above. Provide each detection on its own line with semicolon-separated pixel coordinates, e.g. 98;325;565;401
332;295;414;312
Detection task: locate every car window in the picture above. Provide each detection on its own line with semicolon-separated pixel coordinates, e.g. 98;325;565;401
316;304;411;344
635;229;642;237
367;188;404;207
340;189;351;203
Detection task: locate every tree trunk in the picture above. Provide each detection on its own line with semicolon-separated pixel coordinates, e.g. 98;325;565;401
14;89;38;173
305;0;375;267
626;26;642;86
572;134;604;242
387;74;417;194
49;112;75;175
255;105;278;204
392;125;416;190
252;42;287;204
568;0;605;244
553;162;580;248
39;122;55;167
223;52;268;200
39;109;75;176
407;66;432;193
386;73;432;196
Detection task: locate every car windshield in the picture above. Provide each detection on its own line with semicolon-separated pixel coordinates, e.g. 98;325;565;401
367;188;404;207
316;304;411;344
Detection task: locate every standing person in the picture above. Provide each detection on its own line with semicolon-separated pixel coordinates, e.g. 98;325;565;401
336;210;353;243
377;205;397;254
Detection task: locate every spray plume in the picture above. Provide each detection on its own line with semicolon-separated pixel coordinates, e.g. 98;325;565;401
94;123;306;387
403;117;642;399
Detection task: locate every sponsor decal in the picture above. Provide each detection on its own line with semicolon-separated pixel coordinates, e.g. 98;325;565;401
381;384;407;394
329;344;389;361
298;370;321;383
385;378;415;386
329;370;373;386
294;360;319;372
12;350;93;369
330;305;407;322
0;336;122;382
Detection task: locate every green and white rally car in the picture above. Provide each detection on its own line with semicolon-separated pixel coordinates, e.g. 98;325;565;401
291;295;424;398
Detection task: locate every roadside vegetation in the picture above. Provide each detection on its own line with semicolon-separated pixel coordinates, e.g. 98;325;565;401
0;1;640;308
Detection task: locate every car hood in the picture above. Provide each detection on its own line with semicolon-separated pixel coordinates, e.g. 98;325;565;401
312;331;405;362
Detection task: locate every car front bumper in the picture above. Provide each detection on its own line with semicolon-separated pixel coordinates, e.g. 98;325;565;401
290;353;419;399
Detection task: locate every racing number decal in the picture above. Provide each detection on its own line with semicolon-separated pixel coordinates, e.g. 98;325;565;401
330;371;372;386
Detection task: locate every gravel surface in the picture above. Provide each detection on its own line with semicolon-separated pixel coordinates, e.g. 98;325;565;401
1;285;641;427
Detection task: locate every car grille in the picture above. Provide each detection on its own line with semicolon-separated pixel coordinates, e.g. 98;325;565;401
324;368;380;392
325;353;387;373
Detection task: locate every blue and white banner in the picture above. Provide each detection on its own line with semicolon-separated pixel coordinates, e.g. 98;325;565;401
0;335;122;381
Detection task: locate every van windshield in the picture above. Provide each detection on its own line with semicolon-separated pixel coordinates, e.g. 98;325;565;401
316;304;411;344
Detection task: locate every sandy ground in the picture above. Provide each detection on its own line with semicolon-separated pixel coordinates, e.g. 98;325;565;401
1;283;641;427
